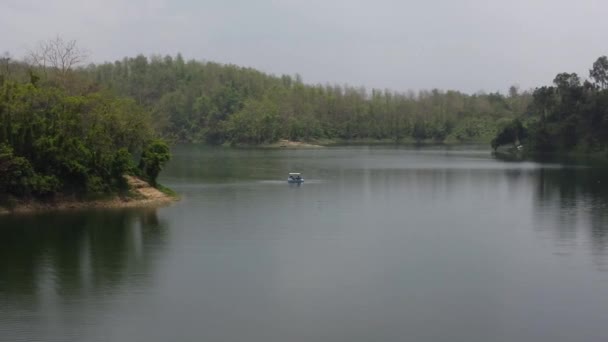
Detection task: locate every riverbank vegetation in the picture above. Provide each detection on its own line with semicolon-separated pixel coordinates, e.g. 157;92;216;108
492;56;608;155
79;54;531;145
0;38;172;209
3;38;534;149
10;37;602;209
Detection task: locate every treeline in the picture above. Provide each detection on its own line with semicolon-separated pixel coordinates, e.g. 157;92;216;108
79;54;531;144
0;36;548;203
0;40;170;202
492;56;608;154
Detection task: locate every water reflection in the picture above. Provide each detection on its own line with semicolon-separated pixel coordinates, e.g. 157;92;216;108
0;209;168;303
533;167;608;270
495;153;608;270
3;146;608;342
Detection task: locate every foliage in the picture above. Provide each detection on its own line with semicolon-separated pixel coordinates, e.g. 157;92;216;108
3;40;562;204
3;47;533;147
590;56;608;89
74;55;531;144
492;56;608;154
491;119;526;150
0;79;167;200
138;140;171;186
0;144;35;196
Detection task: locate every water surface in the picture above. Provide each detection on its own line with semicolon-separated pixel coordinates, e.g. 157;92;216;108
2;145;608;342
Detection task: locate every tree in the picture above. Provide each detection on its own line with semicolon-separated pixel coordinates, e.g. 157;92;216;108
0;144;34;196
138;140;171;187
412;121;428;142
28;36;88;87
508;85;519;98
492;56;608;154
532;86;556;125
0;52;11;83
590;56;608;89
491;119;526;150
553;73;580;91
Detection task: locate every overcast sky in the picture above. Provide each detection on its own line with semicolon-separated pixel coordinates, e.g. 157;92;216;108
2;0;608;93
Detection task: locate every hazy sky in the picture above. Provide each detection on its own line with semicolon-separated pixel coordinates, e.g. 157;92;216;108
2;0;608;93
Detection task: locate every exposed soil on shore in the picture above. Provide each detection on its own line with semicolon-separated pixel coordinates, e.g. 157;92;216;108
0;176;178;215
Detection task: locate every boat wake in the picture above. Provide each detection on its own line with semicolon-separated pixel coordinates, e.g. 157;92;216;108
257;180;324;185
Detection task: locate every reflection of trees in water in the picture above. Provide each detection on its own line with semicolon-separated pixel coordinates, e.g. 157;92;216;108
494;152;608;269
0;209;168;300
534;166;608;269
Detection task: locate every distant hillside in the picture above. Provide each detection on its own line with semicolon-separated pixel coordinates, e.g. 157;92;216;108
81;54;531;144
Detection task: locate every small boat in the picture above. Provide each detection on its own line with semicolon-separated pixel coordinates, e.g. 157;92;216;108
287;172;304;183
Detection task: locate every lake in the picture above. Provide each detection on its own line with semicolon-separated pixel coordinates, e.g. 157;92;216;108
2;145;608;342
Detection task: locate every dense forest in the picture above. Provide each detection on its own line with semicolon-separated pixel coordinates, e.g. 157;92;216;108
81;55;530;145
0;39;171;203
12;37;603;203
2;39;533;150
492;56;608;154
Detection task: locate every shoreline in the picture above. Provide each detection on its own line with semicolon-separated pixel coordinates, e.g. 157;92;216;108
256;139;325;149
237;138;491;149
0;176;178;215
316;138;492;146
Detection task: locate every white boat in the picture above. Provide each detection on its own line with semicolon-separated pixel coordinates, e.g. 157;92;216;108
287;172;304;183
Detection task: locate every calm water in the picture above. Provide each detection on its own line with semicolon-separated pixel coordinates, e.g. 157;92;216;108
2;145;608;342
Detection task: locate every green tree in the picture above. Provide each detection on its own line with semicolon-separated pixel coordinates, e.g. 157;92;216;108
491;119;526;150
590;56;608;89
0;144;34;196
139;140;171;187
492;56;608;154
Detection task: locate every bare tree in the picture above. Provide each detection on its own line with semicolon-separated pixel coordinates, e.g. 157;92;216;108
28;36;88;86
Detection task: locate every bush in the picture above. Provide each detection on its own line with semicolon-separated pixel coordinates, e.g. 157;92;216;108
0;145;35;196
86;175;109;196
30;175;61;197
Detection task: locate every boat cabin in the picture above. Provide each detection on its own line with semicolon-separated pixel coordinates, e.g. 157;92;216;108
288;172;304;183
